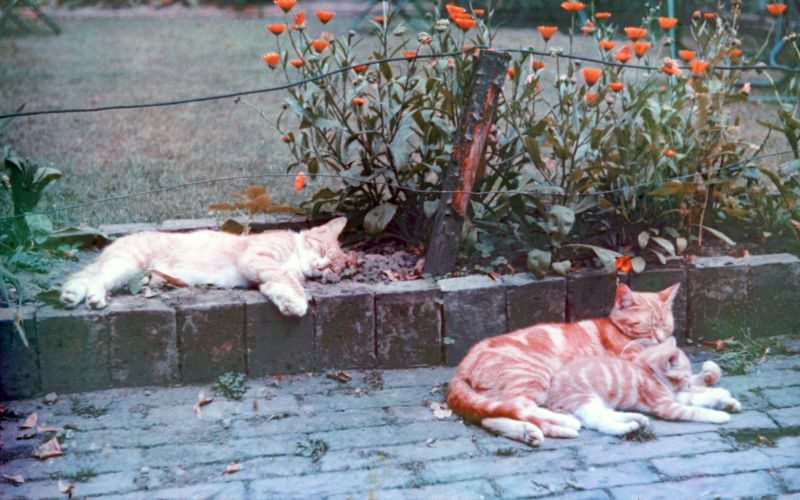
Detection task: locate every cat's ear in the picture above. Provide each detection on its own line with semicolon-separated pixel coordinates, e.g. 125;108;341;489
614;282;634;309
658;283;680;306
323;217;348;237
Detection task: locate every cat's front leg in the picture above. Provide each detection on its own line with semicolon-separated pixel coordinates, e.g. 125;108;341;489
676;386;741;413
258;272;308;316
651;398;731;424
690;360;722;387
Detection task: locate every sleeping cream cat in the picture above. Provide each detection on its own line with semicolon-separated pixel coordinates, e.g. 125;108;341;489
60;217;348;316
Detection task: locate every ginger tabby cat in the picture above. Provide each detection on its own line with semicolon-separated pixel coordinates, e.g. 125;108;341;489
547;337;740;435
60;217;348;316
447;282;726;445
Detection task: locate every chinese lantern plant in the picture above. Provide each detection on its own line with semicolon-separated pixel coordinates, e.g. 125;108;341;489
268;1;501;241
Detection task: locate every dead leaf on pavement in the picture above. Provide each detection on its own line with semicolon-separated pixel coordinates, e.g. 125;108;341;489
429;401;452;419
326;371;352;383
58;479;74;498
424;438;436;447
32;437;63;460
224;463;242;475
19;412;37;430
37;425;61;434
193;392;214;418
2;474;24;485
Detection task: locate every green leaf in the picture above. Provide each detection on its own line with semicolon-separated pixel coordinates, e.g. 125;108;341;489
699;225;736;246
551;260;572;276
631;256;646;274
651;236;675;256
363;203;397;234
526;249;551;278
638;231;650;249
24;214;53;244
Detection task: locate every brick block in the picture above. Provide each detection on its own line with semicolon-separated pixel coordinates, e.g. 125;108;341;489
243;290;315;376
687;256;750;340
108;297;178;387
0;306;40;399
745;253;800;337
374;280;441;368
628;267;688;344
37;306;111;394
310;282;375;370
439;275;507;366
502;273;565;330
566;269;617;321
174;290;246;384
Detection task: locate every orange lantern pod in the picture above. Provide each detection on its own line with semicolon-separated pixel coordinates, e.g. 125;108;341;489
560;1;586;11
660;58;682;76
473;8;485;16
311;39;330;53
266;23;286;35
580;20;595;34
281;134;292;143
403;50;417;60
609;81;624;92
623;26;648;41
582;67;602;86
262;52;281;68
658;17;678;29
289;58;304;68
507;66;516;79
293;11;305;29
692;10;701;19
595;11;611;20
598;39;616;51
615;255;632;273
664;149;676;158
678;49;696;62
767;3;788;16
445;3;466;19
353;64;368;74
633;41;651;58
294;172;306;192
614;45;632;64
703;12;717;20
274;0;295;13
690;59;710;75
584;91;600;106
352;96;367;106
372;15;385;23
531;59;545;71
316;10;336;24
454;15;476;30
728;47;743;59
537;25;558;41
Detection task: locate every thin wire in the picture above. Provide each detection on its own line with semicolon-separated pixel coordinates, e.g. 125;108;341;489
0;150;793;224
1;47;798;120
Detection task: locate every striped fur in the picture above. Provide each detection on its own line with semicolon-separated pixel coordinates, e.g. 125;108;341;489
447;282;681;445
547;338;740;435
60;217;348;316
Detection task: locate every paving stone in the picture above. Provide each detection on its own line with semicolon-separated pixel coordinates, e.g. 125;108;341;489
107;297;178;387
502;273;565;330
609;470;782;499
439;275;507;366
37;305;111;394
318;436;479;473
328;479;497;500
141;437;296;468
98;481;247;499
687;257;750;341
492;469;573;498
299;386;428;413
0;306;40;399
374;280;442;368
98;222;158;238
158;218;218;232
230;408;386;439
310;282;376;370
578;432;732;465
650;410;776;435
763;387;800;408
418;448;575;484
778;466;800;492
0;449;145;481
652;445;800;478
380;367;454;389
243;290;315;376
723;369;800;394
537;491;610;500
173;290;246;384
570;461;660;490
745;254;800;337
249;466;415;498
0;472;139;499
310;420;474;451
771;406;800;428
628;267;688;344
566;269;616;321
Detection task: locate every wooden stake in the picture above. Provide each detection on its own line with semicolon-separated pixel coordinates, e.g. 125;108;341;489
423;49;510;275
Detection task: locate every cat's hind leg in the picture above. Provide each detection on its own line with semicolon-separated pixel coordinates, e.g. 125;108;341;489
61;253;142;309
481;417;544;446
574;397;644;435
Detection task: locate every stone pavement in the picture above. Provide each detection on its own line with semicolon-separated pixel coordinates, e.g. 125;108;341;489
1;350;799;499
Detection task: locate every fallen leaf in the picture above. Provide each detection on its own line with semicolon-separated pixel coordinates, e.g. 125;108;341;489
429;401;452;420
326;371;352;383
224;463;242;475
19;412;38;430
37;425;61;434
424;438;436;447
149;269;188;288
487;271;499;281
193;392;214;418
757;435;776;447
32;437;63;460
414;258;425;275
58;479;74;498
2;474;24;485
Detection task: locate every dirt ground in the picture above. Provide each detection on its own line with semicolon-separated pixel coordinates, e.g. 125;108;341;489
0;4;792;227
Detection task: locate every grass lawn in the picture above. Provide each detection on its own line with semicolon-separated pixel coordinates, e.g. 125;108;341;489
0;10;791;226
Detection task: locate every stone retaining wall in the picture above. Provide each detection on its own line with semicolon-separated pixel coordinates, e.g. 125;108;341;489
2;253;798;400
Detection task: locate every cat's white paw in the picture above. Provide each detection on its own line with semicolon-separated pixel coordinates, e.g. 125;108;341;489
60;280;88;308
279;297;308;317
719;397;741;413
86;287;108;309
702;409;731;424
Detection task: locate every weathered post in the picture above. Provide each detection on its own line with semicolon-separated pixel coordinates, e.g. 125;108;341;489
423;49;511;275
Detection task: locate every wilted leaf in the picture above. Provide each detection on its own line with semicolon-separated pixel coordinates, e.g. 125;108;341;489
224;463;242;475
638;231;650;249
20;412;38;430
220;219;245;235
526;249;551;278
442;336;456;345
2;474;24;485
193;392;214;418
699;225;736;246
551;260;572;276
326;371;352;383
58;479;74;498
651;236;676;256
363;203;398;234
631;256;646;274
675;237;688;254
429;401;452;419
32;437;63;460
